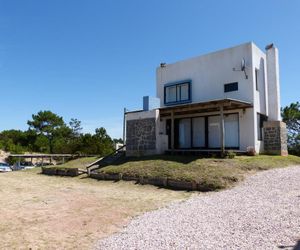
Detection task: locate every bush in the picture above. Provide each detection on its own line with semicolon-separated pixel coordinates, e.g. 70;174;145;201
225;150;236;159
246;146;256;156
288;145;300;156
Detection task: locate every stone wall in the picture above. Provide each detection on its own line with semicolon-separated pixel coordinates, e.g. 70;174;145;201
126;118;156;156
263;121;288;156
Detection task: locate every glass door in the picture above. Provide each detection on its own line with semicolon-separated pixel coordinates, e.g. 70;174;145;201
178;118;191;148
192;117;205;148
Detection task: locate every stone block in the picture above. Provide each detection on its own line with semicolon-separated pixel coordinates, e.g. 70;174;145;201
126;118;157;157
263;121;288;156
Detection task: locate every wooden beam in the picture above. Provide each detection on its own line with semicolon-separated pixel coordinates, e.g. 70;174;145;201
160;102;252;117
220;105;225;154
123;107;126;144
160;105;249;117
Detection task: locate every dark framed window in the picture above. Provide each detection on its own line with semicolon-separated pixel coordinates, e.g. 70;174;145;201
257;113;268;141
255;68;259;91
224;82;238;92
164;81;191;105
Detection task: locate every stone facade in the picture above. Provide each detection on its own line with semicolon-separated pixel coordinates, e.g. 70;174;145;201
126;118;156;156
263;121;288;156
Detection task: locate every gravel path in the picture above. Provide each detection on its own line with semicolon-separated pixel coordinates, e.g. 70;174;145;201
96;166;300;250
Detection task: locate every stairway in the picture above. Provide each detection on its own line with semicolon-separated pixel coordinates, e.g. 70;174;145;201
86;145;126;175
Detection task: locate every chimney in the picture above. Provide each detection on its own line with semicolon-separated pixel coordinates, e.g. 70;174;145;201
266;44;281;121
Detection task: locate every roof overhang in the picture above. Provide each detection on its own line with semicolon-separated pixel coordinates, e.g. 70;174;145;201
9;154;75;158
159;98;253;117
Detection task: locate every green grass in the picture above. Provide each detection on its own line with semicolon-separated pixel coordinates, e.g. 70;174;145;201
97;154;300;190
43;157;98;170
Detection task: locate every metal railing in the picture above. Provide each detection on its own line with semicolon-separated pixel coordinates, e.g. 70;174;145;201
86;145;126;175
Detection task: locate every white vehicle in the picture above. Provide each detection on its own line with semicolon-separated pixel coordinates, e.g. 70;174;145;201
0;162;12;172
23;166;35;170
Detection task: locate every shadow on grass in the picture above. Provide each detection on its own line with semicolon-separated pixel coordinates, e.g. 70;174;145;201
90;177;194;192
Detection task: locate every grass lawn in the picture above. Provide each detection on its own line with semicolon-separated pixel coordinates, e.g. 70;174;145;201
0;159;190;249
98;154;300;190
46;156;99;169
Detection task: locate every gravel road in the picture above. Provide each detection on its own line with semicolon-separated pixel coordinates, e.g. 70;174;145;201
96;166;300;250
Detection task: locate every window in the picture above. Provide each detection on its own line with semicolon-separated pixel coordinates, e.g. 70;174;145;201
180;83;189;100
257;113;268;141
166;86;176;103
224;82;238;92
255;68;259;91
164;81;191;105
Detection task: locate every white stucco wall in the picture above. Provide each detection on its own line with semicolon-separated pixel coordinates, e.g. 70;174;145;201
266;46;281;121
156;42;255;106
252;43;268;116
251;43;269;153
126;109;159;121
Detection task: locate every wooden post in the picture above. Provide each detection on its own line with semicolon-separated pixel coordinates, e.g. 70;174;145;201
171;110;175;151
123;108;126;145
41;157;44;166
220;105;225;155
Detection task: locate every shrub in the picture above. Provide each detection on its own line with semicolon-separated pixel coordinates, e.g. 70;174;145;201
246;146;256;156
225;150;236;159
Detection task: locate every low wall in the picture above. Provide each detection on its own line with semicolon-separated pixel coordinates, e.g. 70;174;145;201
42;167;79;177
89;172;212;191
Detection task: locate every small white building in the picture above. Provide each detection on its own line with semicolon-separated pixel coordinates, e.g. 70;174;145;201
125;42;287;156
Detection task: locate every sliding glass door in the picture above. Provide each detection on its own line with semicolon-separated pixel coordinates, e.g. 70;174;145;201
192;117;205;148
208;116;221;148
224;114;239;148
176;114;239;149
178;118;191;148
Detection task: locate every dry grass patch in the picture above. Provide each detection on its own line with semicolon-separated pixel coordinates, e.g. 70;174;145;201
0;168;190;249
99;154;300;190
51;156;98;169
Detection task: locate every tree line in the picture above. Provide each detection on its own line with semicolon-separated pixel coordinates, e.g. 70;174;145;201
0;102;299;157
0;110;123;156
282;102;300;156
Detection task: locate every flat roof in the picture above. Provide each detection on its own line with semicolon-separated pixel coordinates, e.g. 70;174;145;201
125;109;144;114
157;42;263;69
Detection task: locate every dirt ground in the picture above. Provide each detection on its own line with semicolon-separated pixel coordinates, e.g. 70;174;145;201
0;169;190;249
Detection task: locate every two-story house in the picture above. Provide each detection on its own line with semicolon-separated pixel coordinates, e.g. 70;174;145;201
125;42;287;156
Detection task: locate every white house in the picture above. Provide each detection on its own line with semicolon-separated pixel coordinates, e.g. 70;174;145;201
125;42;287;156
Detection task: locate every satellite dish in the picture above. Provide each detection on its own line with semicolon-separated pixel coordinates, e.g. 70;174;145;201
241;58;246;71
233;58;248;79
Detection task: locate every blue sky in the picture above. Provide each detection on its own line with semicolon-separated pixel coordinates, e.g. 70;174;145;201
0;0;299;138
